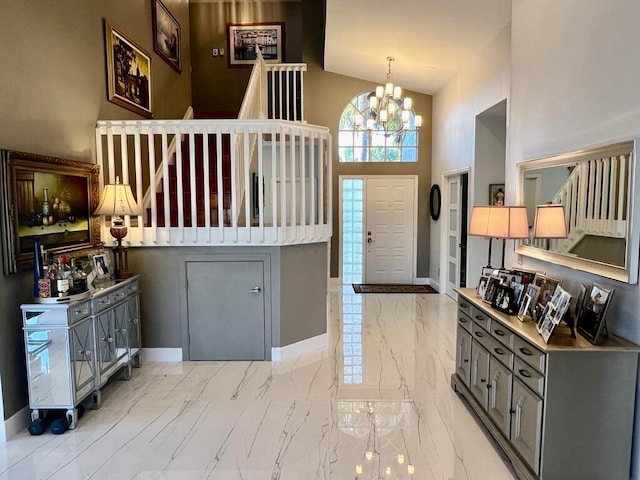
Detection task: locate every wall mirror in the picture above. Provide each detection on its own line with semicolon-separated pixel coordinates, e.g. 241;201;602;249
516;139;640;284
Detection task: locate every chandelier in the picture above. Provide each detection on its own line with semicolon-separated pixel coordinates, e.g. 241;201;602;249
355;56;422;134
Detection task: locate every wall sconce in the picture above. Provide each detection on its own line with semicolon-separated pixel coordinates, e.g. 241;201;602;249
94;177;142;279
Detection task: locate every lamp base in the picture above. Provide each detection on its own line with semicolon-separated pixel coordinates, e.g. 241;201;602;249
111;244;133;280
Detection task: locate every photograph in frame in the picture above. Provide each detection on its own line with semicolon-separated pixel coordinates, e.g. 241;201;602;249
517;292;532;321
105;21;153;118
489;183;505;206
535;276;561;309
153;0;182;73
483;276;500;304
577;282;614;344
549;286;572;324
512;282;525;307
540;314;557;343
492;284;515;314
482;266;497;277
227;22;285;67
477;275;490;298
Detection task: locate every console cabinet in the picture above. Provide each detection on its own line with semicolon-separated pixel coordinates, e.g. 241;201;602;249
452;288;639;480
21;276;141;429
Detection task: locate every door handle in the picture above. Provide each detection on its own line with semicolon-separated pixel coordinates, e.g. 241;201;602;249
250;286;262;294
367;238;373;243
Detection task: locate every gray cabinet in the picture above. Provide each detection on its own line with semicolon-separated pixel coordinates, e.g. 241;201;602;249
451;288;640;480
21;276;141;429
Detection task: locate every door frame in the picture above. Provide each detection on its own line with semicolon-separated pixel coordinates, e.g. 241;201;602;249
339;175;419;284
178;253;272;360
440;167;471;298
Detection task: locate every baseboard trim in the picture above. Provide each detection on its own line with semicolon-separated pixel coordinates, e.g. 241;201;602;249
2;406;30;441
271;333;328;362
429;279;441;291
142;348;182;362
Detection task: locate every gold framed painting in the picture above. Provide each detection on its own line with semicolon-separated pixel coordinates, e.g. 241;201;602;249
0;150;102;274
105;20;153;118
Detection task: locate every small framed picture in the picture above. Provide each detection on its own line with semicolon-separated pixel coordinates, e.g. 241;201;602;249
91;252;113;280
511;282;525;306
482;266;497;277
492;284;515;314
153;0;182;73
577;283;614;344
517;292;533;321
477;275;490;298
573;283;588;318
549;285;572;324
540;314;558;343
483;276;501;304
489;183;505;206
537;302;556;333
499;272;523;287
532;274;561;309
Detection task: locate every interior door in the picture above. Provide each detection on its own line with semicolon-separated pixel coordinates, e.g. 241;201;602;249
446;176;461;297
187;260;265;360
365;177;415;284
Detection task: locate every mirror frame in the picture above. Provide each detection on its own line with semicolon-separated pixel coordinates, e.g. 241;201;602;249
516;139;640;284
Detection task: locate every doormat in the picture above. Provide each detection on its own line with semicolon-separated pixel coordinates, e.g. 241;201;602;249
352;284;438;294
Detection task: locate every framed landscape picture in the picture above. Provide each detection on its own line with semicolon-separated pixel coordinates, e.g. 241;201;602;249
227;22;285;67
0;150;101;274
105;21;153;118
152;0;182;73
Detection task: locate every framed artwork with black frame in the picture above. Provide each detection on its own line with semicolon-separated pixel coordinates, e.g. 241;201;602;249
477;275;490;298
152;0;182;73
577;282;614;344
492;284;516;314
483;276;500;304
0;150;101;274
227;22;285;67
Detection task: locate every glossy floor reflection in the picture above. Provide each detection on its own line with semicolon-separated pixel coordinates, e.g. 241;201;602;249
0;288;517;479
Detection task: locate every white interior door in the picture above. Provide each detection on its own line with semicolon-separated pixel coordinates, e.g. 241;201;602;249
365;177;415;284
446;176;461;297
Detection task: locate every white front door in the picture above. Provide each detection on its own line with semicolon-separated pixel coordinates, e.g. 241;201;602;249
365;177;416;284
446;176;461;297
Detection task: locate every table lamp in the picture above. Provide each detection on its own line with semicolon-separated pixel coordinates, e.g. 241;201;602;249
533;203;568;249
94;177;142;279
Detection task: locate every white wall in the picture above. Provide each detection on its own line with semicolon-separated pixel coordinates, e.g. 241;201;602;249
508;1;640;477
430;25;511;287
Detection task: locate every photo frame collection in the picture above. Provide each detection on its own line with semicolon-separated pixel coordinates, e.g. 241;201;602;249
477;269;615;345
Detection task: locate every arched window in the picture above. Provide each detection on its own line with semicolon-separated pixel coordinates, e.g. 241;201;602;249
338;91;420;163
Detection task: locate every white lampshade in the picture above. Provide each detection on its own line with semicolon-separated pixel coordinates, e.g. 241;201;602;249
415;115;423;128
375;86;384;98
379;109;388;123
385;82;394;96
468;205;529;239
533;204;567;239
94;177;142;217
369;96;378;109
393;86;402;98
403;97;412;110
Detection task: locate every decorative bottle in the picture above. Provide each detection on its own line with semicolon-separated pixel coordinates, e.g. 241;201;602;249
56;255;70;297
42;188;51;216
33;238;43;298
71;260;88;294
47;253;58;297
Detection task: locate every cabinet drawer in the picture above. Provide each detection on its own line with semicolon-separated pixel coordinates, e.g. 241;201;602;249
458;310;473;334
110;285;129;304
473;323;514;370
69;300;91;324
490;322;514;349
514;357;545;397
93;294;114;313
471;305;491;331
513;336;546;374
458;298;472;317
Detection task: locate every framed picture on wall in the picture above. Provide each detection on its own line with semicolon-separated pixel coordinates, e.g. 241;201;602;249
152;0;182;73
227;22;285;67
489;183;505;205
104;20;153;118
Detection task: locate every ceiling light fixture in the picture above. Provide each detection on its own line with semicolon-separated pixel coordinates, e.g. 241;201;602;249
355;56;422;135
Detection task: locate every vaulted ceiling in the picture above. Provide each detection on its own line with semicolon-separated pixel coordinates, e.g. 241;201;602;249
324;0;512;95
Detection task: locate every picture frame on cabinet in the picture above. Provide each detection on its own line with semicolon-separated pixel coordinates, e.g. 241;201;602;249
477;275;490;298
483;276;501;304
517;291;533;321
532;274;561;309
152;0;182;73
492;284;515;314
577;282;614;344
91;251;114;283
0;150;102;275
105;20;153;118
540;313;558;343
549;285;572;325
511;282;525;307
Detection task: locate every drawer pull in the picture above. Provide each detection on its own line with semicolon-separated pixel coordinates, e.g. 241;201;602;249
494;347;505;355
74;308;89;315
519;347;532;356
117;292;125;298
459;317;468;323
480;378;486;383
475;315;484;321
463;358;469;363
494;329;505;337
460;303;469;308
518;369;532;378
486;384;492;389
474;331;484;338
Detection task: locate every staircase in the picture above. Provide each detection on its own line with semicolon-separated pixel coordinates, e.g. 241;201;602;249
95;52;331;247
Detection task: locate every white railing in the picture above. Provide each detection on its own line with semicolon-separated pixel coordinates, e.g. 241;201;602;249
534;154;629;252
95;119;331;246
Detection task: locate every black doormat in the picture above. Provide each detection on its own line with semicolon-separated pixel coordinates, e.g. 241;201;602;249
352;284;438;294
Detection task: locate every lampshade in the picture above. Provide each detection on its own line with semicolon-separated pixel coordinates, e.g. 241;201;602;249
469;206;529;239
533;204;567;239
94;177;142;217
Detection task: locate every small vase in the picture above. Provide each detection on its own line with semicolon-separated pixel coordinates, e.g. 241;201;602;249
33;237;43;298
42;188;51;216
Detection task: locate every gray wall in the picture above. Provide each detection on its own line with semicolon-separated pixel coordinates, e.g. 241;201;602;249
0;0;192;419
129;242;328;350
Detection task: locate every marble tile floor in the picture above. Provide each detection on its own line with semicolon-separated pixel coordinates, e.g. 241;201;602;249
0;288;517;480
